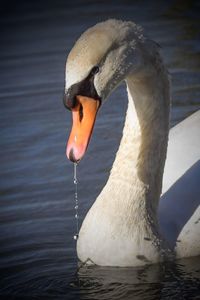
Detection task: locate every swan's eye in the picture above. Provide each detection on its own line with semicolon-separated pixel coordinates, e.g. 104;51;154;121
90;66;99;76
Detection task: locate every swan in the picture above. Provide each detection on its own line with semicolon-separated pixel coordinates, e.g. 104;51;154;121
63;19;200;267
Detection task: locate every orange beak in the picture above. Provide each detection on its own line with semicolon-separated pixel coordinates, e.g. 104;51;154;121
66;95;100;162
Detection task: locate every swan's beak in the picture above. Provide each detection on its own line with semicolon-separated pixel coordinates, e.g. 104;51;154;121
66;95;100;162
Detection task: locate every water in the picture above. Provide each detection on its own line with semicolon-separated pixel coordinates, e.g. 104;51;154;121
0;0;200;299
73;163;79;241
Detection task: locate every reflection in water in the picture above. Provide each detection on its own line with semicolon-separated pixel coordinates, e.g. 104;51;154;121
71;257;200;300
75;263;163;300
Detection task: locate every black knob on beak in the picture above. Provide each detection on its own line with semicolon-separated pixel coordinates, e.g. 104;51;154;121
63;88;77;110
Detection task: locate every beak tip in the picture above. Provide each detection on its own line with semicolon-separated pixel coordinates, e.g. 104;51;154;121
67;148;81;163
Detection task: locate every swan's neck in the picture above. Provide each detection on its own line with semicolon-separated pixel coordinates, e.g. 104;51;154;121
110;70;170;239
77;63;170;266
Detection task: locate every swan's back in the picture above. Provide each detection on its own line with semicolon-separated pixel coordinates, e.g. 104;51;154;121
159;110;200;254
163;110;200;194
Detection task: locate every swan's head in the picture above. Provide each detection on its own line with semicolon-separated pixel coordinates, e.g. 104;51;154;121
64;19;145;162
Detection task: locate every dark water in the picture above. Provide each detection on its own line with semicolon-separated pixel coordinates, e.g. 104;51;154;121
0;0;200;299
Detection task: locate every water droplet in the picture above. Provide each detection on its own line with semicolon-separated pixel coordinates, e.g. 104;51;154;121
73;234;79;240
73;162;79;241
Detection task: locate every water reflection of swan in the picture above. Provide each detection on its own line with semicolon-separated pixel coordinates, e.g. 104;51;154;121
63;19;200;267
73;257;200;300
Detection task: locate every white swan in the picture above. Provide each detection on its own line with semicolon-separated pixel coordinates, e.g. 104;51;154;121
63;19;200;266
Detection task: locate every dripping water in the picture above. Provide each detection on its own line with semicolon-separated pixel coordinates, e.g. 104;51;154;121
73;162;79;240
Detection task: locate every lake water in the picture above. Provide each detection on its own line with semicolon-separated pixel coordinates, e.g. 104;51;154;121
0;0;200;299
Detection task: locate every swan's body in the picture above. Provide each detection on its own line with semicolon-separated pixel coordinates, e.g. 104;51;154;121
64;19;200;266
162;110;200;195
159;111;200;255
